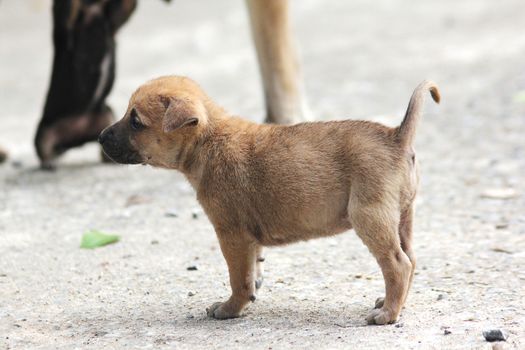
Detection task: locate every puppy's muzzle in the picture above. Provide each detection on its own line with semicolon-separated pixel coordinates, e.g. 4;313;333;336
99;126;143;165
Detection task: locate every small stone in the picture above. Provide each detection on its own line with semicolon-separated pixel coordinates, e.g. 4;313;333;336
491;247;512;254
483;329;508;342
480;188;518;200
495;223;508;230
437;294;447;301
395;323;404;328
187;291;195;297
354;274;362;279
151;240;159;245
444;329;452;335
186;265;198;271
192;211;199;219
125;194;152;207
165;209;179;218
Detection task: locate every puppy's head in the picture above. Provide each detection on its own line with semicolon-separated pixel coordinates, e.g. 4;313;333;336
99;76;209;169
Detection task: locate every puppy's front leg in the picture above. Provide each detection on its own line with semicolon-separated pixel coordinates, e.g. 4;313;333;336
207;232;257;319
255;245;265;290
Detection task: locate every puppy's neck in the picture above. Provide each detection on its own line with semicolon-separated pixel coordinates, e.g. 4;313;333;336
175;101;230;189
177;107;262;192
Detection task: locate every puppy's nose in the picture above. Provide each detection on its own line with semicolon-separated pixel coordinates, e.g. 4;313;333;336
98;128;114;145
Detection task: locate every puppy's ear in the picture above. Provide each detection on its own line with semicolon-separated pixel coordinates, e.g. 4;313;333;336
160;96;200;133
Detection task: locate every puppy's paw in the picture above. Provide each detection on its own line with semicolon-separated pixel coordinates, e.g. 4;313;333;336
366;307;397;325
206;301;241;320
374;297;385;309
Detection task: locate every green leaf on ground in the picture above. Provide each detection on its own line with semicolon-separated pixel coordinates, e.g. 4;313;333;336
513;90;525;103
80;230;120;249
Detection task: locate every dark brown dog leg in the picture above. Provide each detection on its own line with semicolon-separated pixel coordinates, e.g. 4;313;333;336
0;146;7;163
35;0;136;169
36;105;116;169
349;202;412;325
207;233;257;319
246;0;310;124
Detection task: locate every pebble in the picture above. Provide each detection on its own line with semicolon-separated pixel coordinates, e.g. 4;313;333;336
165;209;179;218
186;265;198;271
11;160;23;168
188;291;195;297
125;194;152;207
483;329;508;342
491;247;512;254
437;294;446;301
480;188;518;200
443;329;451;335
151;240;159;245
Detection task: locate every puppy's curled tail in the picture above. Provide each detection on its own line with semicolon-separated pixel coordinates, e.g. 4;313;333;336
396;80;440;149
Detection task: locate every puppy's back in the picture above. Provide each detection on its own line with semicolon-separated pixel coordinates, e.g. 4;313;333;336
199;119;404;245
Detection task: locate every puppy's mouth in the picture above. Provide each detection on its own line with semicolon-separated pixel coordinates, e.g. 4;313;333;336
101;147;144;165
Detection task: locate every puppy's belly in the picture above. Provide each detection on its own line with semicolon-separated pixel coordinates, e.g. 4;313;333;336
254;216;353;246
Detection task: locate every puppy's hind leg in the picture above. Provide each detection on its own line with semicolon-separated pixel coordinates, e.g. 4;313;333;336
349;200;412;325
399;205;416;303
374;205;417;309
207;232;258;319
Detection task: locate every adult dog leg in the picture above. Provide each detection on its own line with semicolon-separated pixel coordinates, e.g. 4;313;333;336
35;0;136;169
246;0;310;124
0;146;7;163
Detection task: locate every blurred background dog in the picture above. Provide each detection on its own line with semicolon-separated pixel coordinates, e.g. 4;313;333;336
30;0;308;169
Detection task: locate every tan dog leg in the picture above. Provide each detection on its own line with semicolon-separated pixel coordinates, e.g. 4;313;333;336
207;233;258;319
349;202;412;325
399;205;416;300
374;205;416;309
246;0;310;124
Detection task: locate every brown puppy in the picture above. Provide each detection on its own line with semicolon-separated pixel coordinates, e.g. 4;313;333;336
99;76;440;325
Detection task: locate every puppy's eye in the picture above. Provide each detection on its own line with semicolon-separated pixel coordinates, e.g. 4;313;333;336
130;110;144;131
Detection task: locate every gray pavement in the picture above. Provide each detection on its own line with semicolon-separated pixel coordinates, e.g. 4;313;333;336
1;0;524;349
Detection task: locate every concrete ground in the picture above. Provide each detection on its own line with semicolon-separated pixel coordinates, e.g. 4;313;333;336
1;0;524;349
